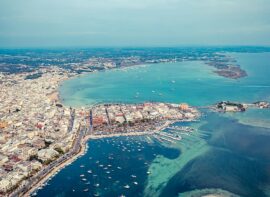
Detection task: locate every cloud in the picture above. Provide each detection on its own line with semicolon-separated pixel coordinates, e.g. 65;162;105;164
0;0;270;47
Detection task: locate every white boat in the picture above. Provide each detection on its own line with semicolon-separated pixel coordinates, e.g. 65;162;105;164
124;184;130;189
87;170;92;173
131;175;136;178
83;188;89;192
133;181;138;185
80;174;85;177
94;183;100;187
147;171;151;174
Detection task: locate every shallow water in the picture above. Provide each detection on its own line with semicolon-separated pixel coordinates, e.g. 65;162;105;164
60;53;270;107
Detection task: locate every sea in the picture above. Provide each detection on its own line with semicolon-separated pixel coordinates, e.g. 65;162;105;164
36;52;270;197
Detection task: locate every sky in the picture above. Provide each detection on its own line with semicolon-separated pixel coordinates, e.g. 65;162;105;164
0;0;270;48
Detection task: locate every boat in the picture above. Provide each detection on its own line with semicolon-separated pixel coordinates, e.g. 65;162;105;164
124;184;130;189
131;175;136;178
117;166;122;169
87;170;92;173
94;183;100;187
83;188;89;192
80;165;85;168
133;181;138;185
85;182;90;185
80;174;85;177
147;171;151;174
82;178;87;181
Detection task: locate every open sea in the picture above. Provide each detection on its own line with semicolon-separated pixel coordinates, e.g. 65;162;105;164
36;52;270;197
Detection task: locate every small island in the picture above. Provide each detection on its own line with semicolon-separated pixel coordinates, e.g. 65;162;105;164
214;101;270;112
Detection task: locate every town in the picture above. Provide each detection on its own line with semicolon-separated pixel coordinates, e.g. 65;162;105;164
0;67;200;196
89;102;199;135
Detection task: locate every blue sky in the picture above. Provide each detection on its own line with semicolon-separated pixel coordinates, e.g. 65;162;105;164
0;0;270;47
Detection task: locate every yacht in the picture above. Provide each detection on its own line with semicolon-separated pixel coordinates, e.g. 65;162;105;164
133;181;138;185
124;185;130;189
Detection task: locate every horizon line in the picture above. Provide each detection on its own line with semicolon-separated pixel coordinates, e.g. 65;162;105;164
1;44;270;50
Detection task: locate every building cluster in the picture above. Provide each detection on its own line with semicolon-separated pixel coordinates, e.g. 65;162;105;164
216;101;246;112
90;103;199;134
216;101;270;112
0;68;80;194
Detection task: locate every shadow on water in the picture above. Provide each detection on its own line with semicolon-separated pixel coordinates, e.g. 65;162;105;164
160;112;270;197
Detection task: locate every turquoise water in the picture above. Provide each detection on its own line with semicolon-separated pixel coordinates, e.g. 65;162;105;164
60;53;270;107
37;52;270;197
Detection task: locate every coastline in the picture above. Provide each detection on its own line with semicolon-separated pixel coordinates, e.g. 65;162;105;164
22;120;174;196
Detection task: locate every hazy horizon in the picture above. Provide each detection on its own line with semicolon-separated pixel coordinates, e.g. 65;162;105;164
1;0;270;48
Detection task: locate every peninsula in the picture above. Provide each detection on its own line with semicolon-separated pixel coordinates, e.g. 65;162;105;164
0;67;199;196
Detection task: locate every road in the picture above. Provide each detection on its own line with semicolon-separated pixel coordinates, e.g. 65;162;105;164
9;123;85;197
